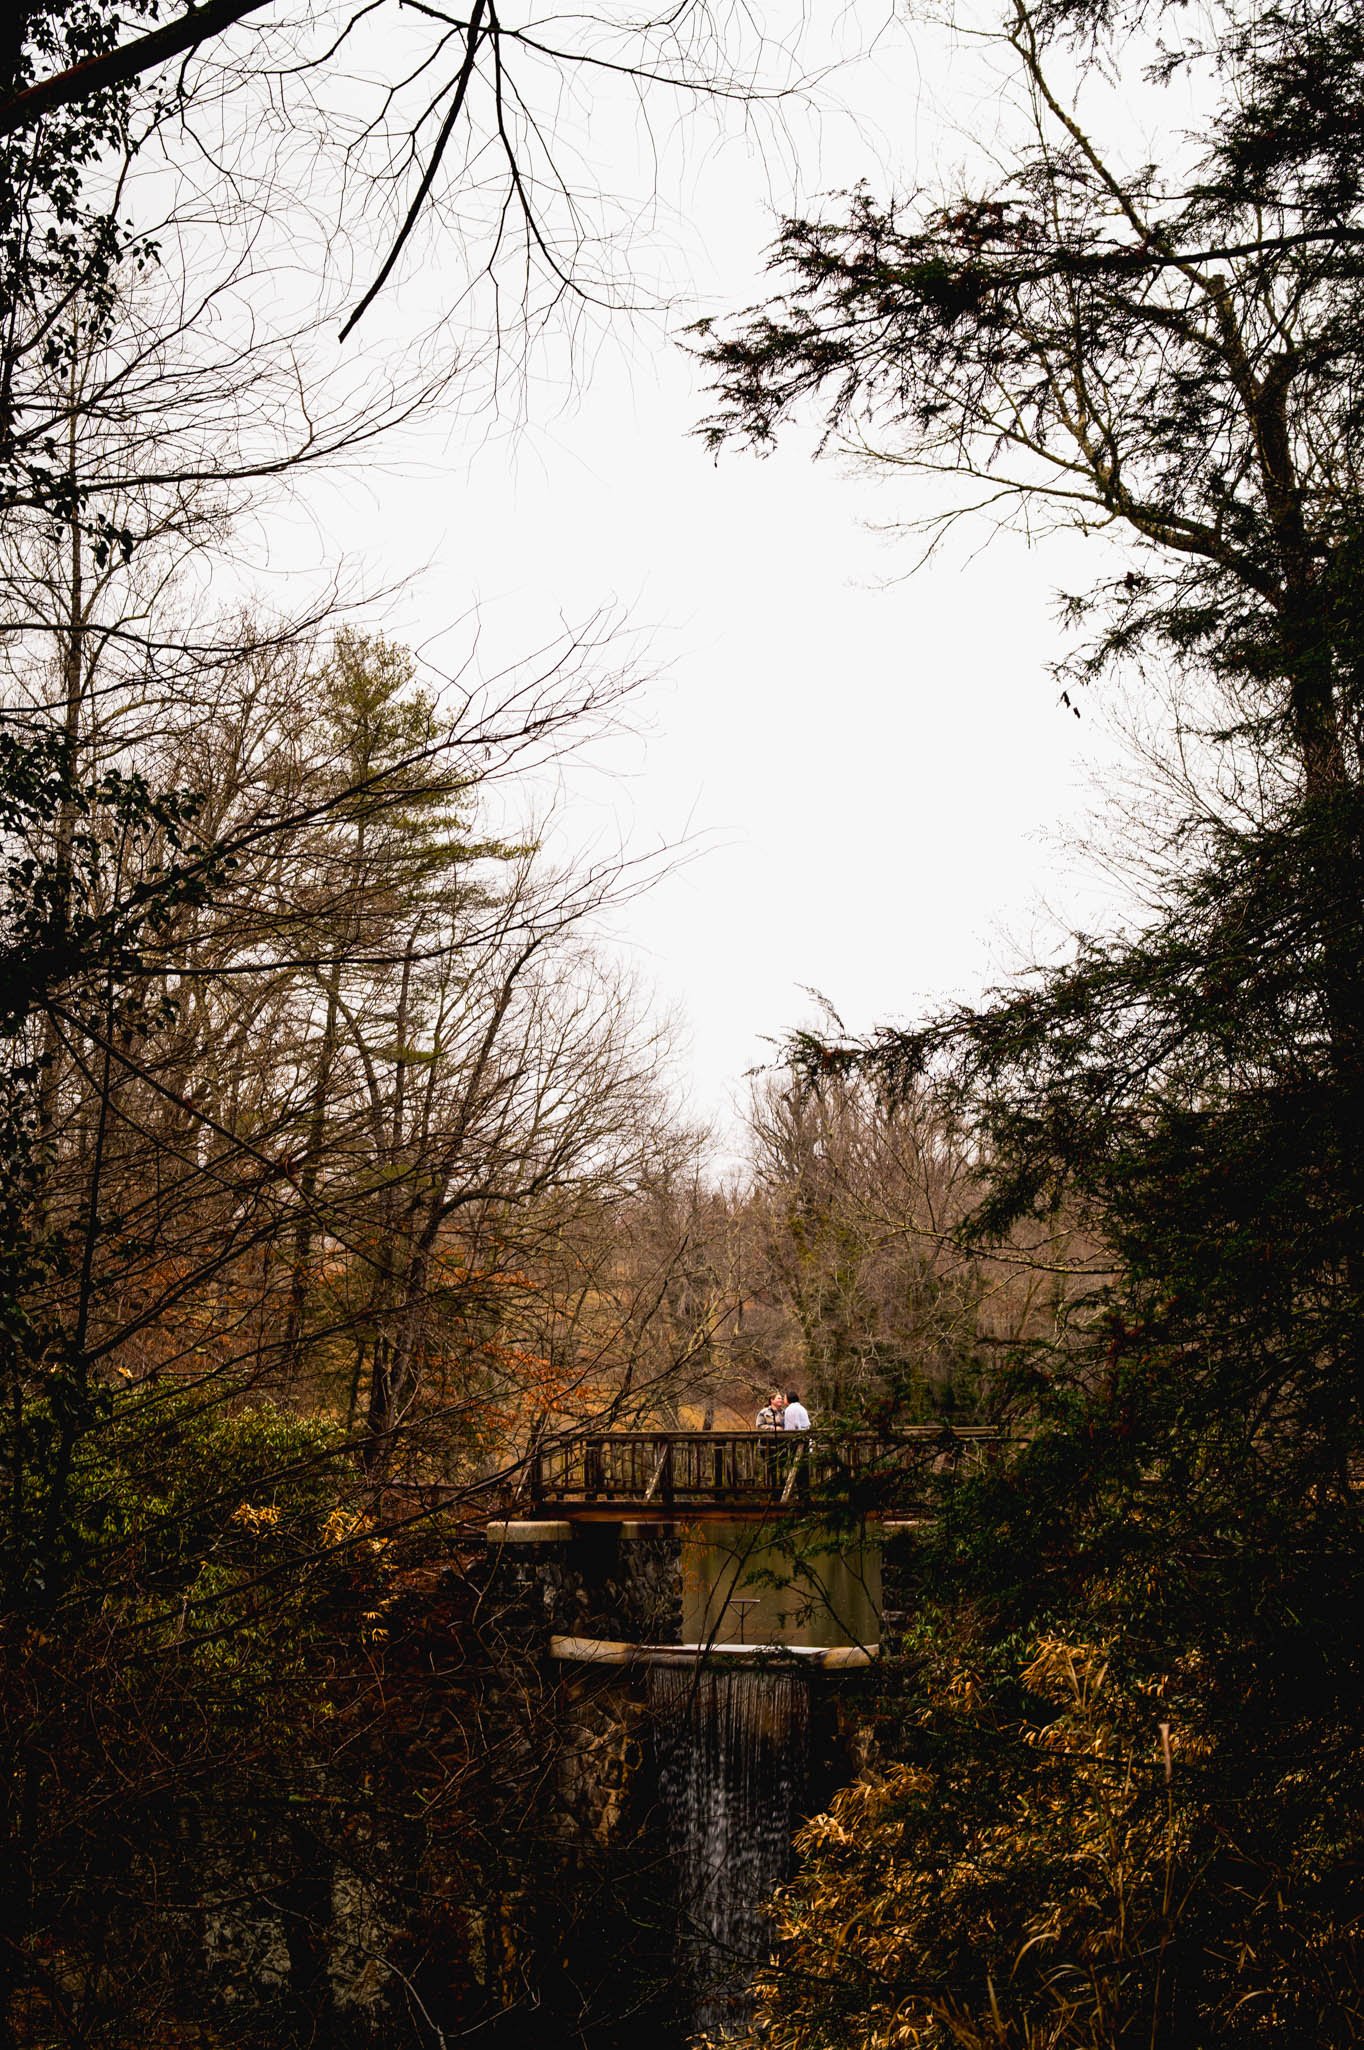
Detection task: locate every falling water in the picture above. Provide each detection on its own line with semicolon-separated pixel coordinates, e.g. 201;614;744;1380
649;1663;811;2041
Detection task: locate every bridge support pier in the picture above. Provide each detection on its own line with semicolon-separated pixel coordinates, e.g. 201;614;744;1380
878;1520;926;1649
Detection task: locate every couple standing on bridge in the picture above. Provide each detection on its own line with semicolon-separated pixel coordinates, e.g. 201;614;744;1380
755;1389;811;1431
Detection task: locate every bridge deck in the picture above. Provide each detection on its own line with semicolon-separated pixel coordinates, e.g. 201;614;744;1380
529;1426;1016;1517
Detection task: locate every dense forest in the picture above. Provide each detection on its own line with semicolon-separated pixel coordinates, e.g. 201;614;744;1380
4;0;1364;2044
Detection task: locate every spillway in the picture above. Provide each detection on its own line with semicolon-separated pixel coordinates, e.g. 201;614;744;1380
649;1662;811;2040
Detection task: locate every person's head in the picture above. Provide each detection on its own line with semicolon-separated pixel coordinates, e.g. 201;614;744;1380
769;1389;785;1409
786;1389;801;1405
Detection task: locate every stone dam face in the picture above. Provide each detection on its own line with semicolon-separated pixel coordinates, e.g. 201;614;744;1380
484;1512;903;2040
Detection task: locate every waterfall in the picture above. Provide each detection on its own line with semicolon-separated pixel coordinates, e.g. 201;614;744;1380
649;1663;810;2041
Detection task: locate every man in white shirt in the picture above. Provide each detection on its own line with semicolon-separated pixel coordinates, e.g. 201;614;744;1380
782;1389;811;1430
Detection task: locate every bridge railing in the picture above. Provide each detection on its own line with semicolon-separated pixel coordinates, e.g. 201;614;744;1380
530;1426;1017;1510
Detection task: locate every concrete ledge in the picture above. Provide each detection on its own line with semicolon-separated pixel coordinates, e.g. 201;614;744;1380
817;1644;878;1670
549;1634;638;1664
485;1519;574;1545
549;1634;878;1670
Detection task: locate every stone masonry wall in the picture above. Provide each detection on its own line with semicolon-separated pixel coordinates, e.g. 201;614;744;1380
481;1520;684;1647
878;1520;922;1648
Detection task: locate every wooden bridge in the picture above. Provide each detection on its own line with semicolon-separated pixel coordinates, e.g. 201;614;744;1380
524;1425;1018;1520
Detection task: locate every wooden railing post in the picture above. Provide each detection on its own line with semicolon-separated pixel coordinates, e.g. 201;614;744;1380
643;1437;669;1505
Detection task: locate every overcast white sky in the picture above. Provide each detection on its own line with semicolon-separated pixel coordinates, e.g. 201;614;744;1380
257;7;1142;1150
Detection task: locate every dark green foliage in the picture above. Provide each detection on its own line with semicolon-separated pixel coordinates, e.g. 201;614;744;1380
0;716;235;1630
0;1383;580;2050
0;1;167;523
0;724;216;1032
